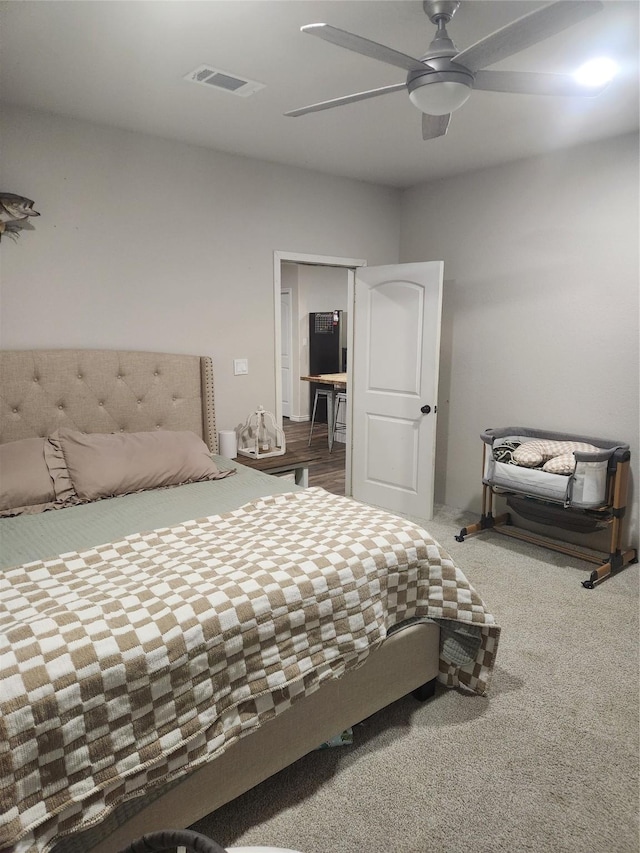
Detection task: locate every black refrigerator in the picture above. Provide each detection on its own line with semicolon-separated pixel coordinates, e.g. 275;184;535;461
308;310;347;423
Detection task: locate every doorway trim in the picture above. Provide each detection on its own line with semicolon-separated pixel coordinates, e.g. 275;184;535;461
280;287;293;419
273;250;366;495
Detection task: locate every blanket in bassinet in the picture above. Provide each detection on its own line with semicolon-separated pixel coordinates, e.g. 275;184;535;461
0;488;500;853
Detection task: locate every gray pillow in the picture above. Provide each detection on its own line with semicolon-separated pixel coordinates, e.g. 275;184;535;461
45;428;232;503
0;437;57;516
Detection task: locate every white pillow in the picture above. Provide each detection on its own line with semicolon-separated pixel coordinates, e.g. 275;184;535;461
512;439;600;475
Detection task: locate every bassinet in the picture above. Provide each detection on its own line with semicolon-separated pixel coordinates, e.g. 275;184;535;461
456;427;637;588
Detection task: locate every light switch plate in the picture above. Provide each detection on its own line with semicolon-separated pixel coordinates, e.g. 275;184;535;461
233;358;248;375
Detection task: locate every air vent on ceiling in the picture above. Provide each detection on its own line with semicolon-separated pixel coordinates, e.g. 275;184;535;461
184;65;265;97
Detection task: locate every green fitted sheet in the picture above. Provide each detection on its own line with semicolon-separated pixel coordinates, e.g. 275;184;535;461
0;458;300;570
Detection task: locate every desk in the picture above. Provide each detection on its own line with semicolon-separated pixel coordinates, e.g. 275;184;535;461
300;373;347;451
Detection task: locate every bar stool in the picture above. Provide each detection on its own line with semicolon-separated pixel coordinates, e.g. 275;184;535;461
308;388;332;446
331;392;347;452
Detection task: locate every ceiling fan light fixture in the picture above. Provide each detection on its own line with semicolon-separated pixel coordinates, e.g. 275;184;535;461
572;57;619;88
408;79;472;115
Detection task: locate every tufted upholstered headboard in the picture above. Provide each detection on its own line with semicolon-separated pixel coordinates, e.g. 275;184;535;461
0;350;218;452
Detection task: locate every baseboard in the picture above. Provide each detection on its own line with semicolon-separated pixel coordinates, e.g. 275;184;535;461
288;415;310;423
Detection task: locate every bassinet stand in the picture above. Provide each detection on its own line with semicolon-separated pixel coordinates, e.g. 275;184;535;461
456;440;637;589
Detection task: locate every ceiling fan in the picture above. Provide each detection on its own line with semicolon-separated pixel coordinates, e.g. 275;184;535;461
285;0;611;140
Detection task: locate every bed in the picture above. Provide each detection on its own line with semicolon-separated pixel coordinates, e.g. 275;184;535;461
0;349;500;853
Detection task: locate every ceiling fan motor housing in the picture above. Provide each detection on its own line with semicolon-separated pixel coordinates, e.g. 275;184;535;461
409;17;474;116
407;56;474;90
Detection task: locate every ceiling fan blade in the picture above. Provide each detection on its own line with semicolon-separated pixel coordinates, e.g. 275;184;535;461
474;69;608;97
285;83;407;117
453;1;603;73
422;113;451;140
301;23;429;73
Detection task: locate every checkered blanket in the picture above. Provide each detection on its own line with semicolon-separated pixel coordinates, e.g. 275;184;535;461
0;488;499;853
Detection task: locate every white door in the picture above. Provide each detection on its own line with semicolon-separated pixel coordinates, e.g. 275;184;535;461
280;290;292;418
351;262;443;522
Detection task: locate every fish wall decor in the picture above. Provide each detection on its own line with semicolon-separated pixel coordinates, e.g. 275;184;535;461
0;193;40;240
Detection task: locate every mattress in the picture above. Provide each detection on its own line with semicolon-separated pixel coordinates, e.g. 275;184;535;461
0;458;290;570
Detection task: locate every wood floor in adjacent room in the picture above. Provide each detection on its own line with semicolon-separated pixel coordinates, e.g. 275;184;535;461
282;417;345;496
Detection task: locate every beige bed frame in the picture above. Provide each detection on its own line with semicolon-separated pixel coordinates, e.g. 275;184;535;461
0;349;440;852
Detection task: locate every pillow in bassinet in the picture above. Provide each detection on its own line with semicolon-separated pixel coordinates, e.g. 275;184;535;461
542;452;580;475
512;439;600;475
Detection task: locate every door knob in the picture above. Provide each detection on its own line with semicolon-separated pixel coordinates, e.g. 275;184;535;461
420;404;431;414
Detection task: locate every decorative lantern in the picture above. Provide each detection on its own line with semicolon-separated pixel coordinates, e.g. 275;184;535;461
236;406;286;459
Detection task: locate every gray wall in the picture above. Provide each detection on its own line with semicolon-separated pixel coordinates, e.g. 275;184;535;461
1;105;638;545
400;132;639;543
0;105;400;434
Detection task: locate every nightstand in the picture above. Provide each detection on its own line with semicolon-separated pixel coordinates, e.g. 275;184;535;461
234;448;322;487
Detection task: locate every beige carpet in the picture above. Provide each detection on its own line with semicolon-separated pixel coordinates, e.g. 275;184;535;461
191;505;639;853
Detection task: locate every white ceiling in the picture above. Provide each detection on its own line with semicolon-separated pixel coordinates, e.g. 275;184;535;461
1;0;638;188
